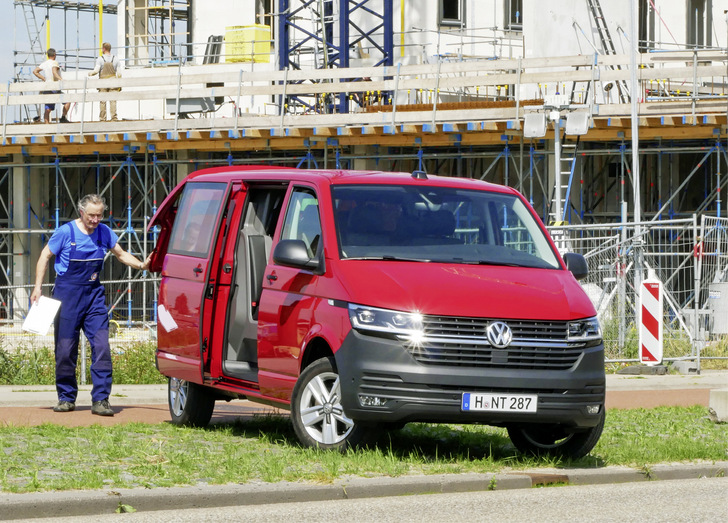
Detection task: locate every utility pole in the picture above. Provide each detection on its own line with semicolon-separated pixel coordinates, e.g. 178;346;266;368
630;0;642;291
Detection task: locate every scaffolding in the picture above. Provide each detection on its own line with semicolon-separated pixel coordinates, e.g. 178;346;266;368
278;0;393;113
1;1;728;363
125;0;190;66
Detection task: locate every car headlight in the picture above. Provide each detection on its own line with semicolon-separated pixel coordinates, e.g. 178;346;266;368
568;316;602;345
348;303;424;339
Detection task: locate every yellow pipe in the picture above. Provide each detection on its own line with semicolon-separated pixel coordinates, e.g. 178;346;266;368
99;1;103;54
45;16;50;51
400;1;405;57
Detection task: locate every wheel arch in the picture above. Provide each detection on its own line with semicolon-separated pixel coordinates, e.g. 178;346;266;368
300;336;334;372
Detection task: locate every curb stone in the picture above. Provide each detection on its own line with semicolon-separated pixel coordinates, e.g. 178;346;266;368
1;463;726;521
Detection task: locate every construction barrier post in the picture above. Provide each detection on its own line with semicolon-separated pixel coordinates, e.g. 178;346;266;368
639;270;664;365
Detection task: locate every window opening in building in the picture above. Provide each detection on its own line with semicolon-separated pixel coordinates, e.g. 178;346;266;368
686;0;712;48
440;0;465;28
505;0;523;31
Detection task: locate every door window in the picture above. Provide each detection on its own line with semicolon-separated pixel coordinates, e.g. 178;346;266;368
168;182;227;257
280;188;321;257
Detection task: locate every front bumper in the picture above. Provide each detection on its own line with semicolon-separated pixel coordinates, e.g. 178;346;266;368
335;329;605;429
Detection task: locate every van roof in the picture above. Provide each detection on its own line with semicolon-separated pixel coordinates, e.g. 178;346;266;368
185;166;516;195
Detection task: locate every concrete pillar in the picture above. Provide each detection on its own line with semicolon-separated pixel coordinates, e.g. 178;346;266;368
125;0;150;67
351;146;378;171
11;156;29;320
11;155;48;321
175;150;193;184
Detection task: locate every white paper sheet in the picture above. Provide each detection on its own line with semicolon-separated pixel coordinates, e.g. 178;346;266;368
22;296;62;335
157;304;178;332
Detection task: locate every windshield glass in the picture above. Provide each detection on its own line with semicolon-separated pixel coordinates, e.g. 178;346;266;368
332;184;560;269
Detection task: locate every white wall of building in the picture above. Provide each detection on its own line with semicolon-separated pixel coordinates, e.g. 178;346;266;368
191;0;261;63
523;0;631;58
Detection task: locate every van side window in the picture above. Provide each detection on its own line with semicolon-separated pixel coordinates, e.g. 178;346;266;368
281;188;321;257
168;182;227;257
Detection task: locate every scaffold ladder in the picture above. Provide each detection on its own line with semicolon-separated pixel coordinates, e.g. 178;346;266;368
549;136;580;225
16;1;46;80
309;0;336;70
586;0;629;103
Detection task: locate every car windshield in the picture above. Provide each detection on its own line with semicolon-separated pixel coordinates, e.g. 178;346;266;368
332;184;561;269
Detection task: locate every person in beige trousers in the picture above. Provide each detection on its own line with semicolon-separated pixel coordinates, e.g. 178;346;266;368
88;42;120;121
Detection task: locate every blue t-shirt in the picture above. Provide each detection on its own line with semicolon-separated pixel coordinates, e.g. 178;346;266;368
48;221;118;275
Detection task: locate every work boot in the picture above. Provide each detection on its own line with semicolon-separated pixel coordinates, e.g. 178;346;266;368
53;401;75;412
91;399;114;417
59;116;70;124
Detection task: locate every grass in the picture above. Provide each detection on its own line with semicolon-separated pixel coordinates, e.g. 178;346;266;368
0;342;165;386
0;406;725;494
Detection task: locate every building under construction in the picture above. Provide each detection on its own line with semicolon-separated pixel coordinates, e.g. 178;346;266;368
1;0;727;364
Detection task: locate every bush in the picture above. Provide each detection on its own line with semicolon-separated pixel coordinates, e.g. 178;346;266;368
0;342;165;386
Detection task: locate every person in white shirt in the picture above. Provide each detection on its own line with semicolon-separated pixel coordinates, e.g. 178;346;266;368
88;42;121;121
33;48;71;124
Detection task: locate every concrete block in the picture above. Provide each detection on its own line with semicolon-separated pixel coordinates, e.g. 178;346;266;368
709;388;728;422
617;364;668;375
671;360;699;375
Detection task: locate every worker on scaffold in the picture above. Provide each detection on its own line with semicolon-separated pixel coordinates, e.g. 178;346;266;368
88;42;121;121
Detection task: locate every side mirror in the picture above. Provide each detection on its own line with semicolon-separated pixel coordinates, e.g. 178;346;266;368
563;252;588;281
273;239;320;271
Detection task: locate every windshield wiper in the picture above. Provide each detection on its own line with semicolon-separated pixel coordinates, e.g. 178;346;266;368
452;259;523;267
346;255;432;262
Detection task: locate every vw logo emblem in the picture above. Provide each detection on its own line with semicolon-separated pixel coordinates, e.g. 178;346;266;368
486;322;512;348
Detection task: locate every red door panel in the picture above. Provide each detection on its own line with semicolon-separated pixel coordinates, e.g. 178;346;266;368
155;182;228;383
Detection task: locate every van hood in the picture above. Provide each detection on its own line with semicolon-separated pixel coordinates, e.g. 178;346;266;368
334;261;596;320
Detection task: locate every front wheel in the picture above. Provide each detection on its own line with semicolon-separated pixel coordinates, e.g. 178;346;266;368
291;357;371;451
168;377;215;427
507;410;605;460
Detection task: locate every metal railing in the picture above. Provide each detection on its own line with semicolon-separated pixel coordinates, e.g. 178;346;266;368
549;215;728;368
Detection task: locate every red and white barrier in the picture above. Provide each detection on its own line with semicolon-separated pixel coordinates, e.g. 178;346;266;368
639;273;663;365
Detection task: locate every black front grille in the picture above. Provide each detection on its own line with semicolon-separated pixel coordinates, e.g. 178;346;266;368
403;316;580;370
359;373;605;405
423;316;568;340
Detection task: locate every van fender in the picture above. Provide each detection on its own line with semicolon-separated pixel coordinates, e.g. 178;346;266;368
298;300;351;372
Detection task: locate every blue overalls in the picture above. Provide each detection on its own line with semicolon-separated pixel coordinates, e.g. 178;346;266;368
52;223;112;403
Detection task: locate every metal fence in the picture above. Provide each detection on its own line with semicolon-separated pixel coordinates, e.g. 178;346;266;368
0;277;158;352
549;215;728;368
2;215;726;368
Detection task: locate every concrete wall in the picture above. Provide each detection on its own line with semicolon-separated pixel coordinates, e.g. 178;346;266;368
523;0;631;58
191;0;260;64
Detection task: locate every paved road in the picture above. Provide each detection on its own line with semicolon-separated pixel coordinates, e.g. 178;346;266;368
1;370;726;522
14;477;727;523
1;370;725;427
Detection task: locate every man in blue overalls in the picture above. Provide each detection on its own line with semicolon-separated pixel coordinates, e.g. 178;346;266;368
30;194;151;416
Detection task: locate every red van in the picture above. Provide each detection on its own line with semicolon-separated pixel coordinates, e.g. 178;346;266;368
148;167;605;458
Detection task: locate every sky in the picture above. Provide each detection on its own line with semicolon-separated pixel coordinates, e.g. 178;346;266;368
0;3;117;86
0;3;14;85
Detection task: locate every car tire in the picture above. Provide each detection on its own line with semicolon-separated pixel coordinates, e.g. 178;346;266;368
168;377;215;428
507;410;605;460
291;357;371;451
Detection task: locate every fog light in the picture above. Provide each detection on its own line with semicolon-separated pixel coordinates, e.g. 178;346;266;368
359;395;388;407
586;405;601;414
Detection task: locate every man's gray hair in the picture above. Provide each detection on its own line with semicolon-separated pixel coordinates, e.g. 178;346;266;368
78;194;107;213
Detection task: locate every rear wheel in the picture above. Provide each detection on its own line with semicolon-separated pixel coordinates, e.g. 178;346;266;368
168;377;215;427
507;410;605;460
291;357;371;451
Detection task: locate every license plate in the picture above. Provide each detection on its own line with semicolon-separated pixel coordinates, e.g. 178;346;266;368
461;393;537;413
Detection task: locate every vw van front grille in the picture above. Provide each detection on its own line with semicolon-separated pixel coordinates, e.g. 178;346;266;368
404;316;580;370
